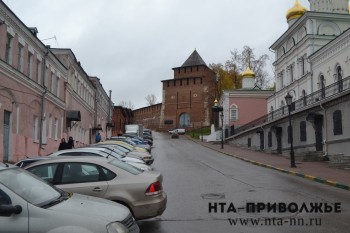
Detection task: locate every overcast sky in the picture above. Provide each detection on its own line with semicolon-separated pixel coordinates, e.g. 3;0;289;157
5;0;310;109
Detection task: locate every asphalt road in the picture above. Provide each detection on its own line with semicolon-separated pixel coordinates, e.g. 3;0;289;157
137;132;350;233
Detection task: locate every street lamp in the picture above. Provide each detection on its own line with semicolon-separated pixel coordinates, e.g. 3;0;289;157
285;93;296;168
212;99;224;149
220;111;224;149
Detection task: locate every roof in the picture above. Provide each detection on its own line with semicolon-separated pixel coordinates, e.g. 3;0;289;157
181;50;207;67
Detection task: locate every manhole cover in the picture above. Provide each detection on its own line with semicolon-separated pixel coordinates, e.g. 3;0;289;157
201;193;225;200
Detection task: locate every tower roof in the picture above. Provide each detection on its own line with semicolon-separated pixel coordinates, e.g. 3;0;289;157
181;50;207;67
242;66;255;78
286;0;307;21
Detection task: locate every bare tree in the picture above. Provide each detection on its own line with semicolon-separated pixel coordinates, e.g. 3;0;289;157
118;100;135;110
145;94;157;106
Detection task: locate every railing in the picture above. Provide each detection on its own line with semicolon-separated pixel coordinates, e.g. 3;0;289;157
233;76;350;135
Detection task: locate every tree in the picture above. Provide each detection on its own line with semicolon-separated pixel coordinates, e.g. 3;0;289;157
118;100;135;110
210;45;272;98
145;94;157;106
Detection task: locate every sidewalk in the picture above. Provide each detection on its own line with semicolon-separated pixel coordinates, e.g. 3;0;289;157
191;138;350;191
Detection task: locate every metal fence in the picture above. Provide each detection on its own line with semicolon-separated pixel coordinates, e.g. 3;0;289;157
233;75;350;135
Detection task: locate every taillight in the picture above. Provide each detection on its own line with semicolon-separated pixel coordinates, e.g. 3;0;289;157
145;181;162;196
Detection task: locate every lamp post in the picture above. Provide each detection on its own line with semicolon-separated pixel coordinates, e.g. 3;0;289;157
212;99;224;149
285;93;296;168
220;111;224;149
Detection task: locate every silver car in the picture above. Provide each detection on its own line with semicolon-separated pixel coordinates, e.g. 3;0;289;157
49;147;153;171
24;156;167;220
0;163;139;233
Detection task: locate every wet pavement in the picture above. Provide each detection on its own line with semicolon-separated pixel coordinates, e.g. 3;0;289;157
191;137;350;191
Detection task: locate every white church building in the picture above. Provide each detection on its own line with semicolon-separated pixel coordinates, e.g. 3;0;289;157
231;0;350;165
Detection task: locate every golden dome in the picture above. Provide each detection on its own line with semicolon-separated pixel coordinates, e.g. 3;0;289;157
286;0;307;21
242;67;255;78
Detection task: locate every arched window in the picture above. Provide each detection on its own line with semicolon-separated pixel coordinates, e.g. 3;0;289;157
230;104;238;121
333;110;343;135
336;66;343;92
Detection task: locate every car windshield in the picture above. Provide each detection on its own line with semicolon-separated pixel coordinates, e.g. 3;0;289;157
109;159;143;175
0;167;63;207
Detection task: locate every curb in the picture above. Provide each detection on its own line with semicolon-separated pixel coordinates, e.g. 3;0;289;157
190;137;350;192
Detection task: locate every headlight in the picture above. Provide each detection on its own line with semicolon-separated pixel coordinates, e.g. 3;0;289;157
106;222;128;233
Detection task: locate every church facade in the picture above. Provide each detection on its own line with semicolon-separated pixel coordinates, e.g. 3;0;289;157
231;0;350;162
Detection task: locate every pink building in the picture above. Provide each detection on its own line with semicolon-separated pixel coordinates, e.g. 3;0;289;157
221;67;274;137
0;2;112;162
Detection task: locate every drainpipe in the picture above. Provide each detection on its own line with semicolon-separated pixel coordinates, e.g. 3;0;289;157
319;101;328;157
39;46;50;154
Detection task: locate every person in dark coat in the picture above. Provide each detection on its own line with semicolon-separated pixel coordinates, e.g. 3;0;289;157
67;136;74;149
58;138;68;150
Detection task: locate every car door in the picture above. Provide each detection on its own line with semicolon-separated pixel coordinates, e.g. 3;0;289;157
56;162;110;198
0;185;29;233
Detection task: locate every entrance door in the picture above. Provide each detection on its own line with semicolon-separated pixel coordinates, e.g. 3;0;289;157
315;116;323;151
179;113;190;128
276;127;282;154
259;132;264;150
3;111;11;162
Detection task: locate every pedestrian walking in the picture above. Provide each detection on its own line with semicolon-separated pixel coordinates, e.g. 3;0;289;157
58;138;68;150
67;136;75;149
95;132;101;143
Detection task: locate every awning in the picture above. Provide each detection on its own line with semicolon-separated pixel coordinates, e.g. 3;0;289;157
66;110;81;121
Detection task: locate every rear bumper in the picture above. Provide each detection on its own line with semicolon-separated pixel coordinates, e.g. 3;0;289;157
132;192;167;220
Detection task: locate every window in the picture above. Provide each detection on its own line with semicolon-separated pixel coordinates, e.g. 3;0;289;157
28;53;33;79
320;75;325;99
26;163;59;183
61;163;114;184
230;105;238;121
333;110;343;135
36;60;41;84
302;90;307;106
5;34;13;64
33;115;39;142
336;66;343;92
56;77;60;97
50;72;55;93
300;121;307;142
48;115;52;139
17;43;24;72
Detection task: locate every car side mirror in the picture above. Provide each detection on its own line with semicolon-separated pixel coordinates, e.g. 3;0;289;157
0;204;22;216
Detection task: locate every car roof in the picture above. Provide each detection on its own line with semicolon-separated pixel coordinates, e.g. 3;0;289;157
0;163;16;170
26;155;113;164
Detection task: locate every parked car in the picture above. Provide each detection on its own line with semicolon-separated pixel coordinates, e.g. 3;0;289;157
171;133;179;139
24;156;167;220
0;162;139;233
110;137;151;153
168;128;186;135
98;141;154;165
15;156;51;168
48;148;153;171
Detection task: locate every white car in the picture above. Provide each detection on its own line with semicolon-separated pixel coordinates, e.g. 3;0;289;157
0;162;139;233
168;128;186;135
49;147;153;171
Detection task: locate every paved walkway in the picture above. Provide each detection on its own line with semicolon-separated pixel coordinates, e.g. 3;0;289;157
190;138;350;191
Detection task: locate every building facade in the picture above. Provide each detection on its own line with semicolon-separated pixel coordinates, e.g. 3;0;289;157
221;67;274;137
160;50;216;131
0;2;113;162
230;0;350;162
